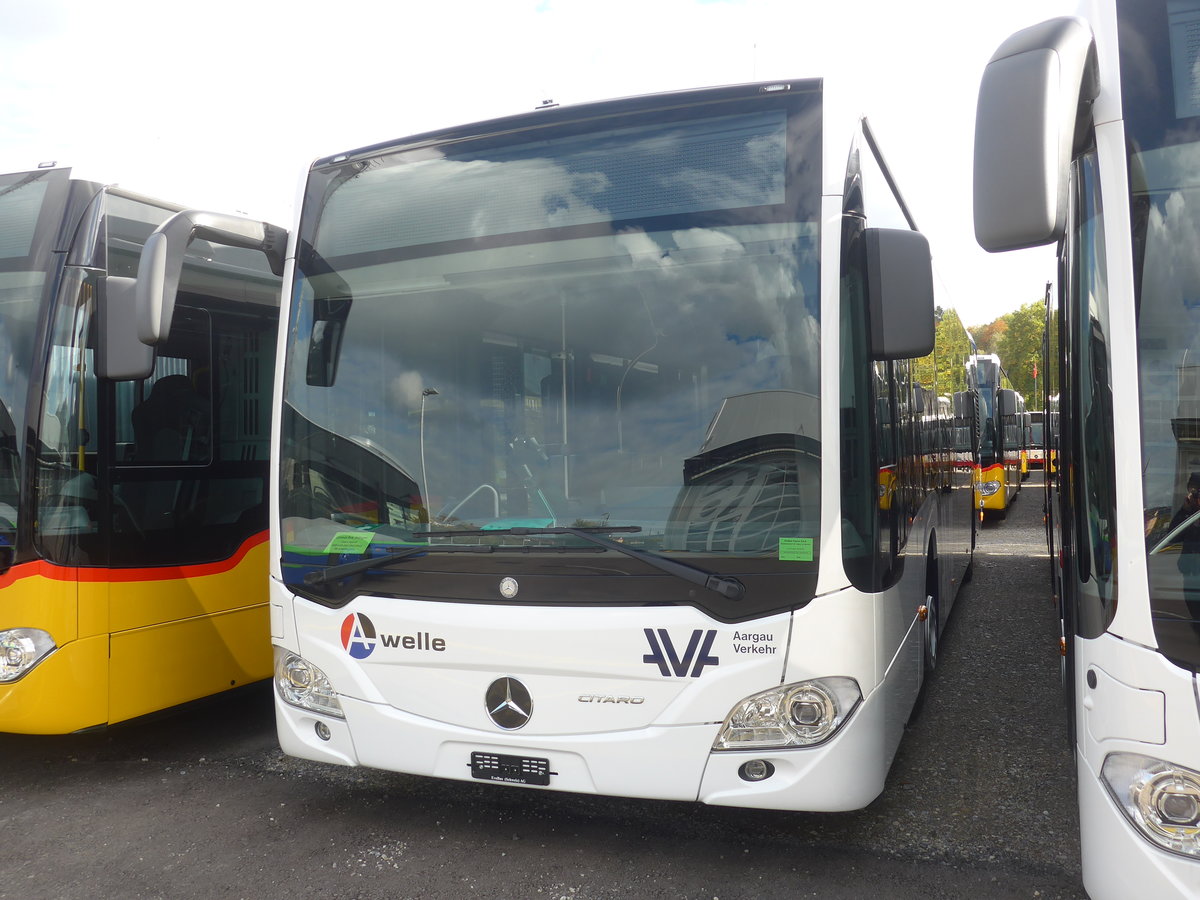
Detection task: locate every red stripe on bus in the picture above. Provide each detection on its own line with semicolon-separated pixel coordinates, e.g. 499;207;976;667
0;530;268;588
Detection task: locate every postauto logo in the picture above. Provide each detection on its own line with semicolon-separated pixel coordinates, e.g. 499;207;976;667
340;612;377;659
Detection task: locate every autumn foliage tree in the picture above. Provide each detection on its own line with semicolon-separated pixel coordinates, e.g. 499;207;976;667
967;297;1056;410
912;306;973;395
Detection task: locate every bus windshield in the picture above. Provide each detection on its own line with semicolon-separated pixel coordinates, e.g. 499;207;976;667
282;91;824;594
0;169;68;542
1128;0;1200;670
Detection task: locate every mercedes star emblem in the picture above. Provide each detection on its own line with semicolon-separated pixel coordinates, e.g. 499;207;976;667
485;676;532;729
499;576;519;599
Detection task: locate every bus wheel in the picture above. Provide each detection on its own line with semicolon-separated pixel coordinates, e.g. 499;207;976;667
909;589;939;725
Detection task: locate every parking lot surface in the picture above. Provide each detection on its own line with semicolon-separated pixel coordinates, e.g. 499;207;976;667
0;476;1083;899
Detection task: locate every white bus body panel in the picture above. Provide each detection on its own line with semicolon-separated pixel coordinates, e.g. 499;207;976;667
1076;633;1200;899
1093;118;1158;651
274;579;913;811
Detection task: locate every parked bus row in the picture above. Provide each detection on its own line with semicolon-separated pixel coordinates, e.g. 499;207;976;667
2;83;983;814
6;0;1198;892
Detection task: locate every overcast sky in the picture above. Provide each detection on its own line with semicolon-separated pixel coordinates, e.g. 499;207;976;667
0;0;1074;327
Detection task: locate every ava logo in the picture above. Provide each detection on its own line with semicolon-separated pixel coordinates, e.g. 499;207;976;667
642;628;719;677
341;612;377;659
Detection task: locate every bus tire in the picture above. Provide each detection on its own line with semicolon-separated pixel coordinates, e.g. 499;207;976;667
909;597;939;725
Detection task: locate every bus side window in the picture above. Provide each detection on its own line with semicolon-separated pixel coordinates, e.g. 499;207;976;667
1067;151;1118;637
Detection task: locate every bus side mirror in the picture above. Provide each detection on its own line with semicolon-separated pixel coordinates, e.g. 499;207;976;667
136;210;288;344
865;227;934;361
97;276;155;380
973;16;1097;252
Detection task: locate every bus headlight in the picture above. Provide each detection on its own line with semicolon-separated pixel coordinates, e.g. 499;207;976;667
1101;752;1200;858
977;481;1001;497
0;628;56;682
712;677;861;750
274;649;344;718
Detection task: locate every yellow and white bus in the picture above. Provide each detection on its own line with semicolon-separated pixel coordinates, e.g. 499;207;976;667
0;167;283;733
967;354;1024;518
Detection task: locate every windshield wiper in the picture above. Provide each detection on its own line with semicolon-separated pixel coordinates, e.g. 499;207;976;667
413;525;745;601
304;543;494;585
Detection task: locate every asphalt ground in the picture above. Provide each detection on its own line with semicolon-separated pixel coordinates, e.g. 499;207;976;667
0;473;1083;899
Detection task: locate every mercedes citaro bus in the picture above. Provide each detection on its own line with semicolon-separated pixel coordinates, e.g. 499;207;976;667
132;80;977;812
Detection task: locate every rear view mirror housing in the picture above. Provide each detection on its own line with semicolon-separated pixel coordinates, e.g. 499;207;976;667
865;227;935;361
974;17;1098;251
136;211;288;345
97;276;154;380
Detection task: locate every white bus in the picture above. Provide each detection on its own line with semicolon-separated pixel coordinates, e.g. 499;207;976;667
974;2;1200;895
134;80;977;811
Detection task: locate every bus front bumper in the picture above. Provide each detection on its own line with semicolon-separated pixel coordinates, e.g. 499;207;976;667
274;679;890;812
0;635;108;734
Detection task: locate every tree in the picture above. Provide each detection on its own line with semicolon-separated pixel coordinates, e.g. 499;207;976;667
972;318;1007;354
997;300;1047;408
912;307;973;395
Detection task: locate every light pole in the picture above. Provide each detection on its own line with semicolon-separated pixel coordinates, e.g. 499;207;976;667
420;388;438;522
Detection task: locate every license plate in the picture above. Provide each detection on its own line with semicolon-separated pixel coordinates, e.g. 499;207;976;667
470;751;551;786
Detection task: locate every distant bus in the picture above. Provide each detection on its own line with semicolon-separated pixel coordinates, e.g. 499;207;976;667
952;390;982;475
967;353;1023;517
0;167;283;733
974;2;1200;895
1028;410;1056;472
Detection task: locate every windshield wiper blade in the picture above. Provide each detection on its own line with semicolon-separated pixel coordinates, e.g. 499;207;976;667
305;543;494;585
420;525;642;537
413;525;745;601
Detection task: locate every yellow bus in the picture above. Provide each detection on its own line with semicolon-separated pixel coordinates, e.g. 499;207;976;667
967;354;1023;518
0;167;283;733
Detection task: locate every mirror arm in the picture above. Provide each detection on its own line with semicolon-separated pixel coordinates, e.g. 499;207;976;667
135;211;289;344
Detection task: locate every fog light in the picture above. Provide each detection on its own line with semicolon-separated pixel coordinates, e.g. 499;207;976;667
314;720;332;741
739;759;775;782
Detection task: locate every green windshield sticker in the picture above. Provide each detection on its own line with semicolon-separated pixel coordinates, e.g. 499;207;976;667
779;537;813;562
323;532;374;555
